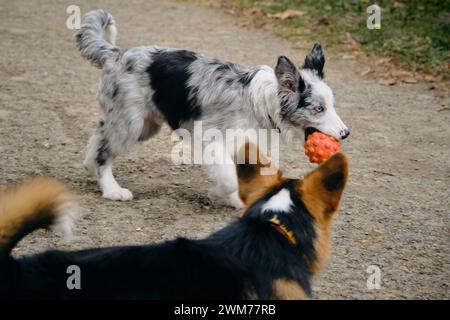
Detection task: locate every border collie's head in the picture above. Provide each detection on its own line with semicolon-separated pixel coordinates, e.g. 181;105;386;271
236;143;348;273
275;43;349;141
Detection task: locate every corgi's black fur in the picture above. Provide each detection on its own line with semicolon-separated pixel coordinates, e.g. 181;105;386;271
0;146;348;299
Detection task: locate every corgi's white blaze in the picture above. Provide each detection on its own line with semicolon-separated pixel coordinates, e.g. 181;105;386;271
262;188;293;212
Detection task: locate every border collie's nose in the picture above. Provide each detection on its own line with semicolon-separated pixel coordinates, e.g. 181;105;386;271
340;129;350;140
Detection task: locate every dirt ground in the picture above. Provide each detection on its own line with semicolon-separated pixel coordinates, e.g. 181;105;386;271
0;0;448;299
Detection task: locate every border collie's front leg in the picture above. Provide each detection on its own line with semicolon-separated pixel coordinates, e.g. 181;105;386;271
205;143;244;209
98;160;133;201
207;168;243;209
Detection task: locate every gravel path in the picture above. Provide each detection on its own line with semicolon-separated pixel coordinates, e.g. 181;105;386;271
0;0;448;299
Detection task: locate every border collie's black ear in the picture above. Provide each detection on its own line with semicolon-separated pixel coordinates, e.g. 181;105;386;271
236;143;282;207
300;153;348;218
303;43;325;79
275;56;304;92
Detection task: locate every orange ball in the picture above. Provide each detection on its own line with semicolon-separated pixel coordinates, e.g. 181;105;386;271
304;131;340;164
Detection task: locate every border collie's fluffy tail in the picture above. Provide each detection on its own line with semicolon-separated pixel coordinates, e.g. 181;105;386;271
0;178;77;258
75;9;118;68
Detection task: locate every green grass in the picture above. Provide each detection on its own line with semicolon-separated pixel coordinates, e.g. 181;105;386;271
232;0;450;77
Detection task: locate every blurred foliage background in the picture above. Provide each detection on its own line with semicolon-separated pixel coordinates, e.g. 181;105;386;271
231;0;449;78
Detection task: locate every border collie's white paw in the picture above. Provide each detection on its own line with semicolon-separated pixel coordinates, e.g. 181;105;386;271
102;187;133;201
208;190;244;209
208;189;222;202
228;191;244;209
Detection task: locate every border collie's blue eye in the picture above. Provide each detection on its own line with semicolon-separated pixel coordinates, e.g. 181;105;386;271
315;106;324;113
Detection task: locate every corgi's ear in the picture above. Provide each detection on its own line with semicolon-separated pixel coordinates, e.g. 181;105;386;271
236;143;283;207
300;153;348;220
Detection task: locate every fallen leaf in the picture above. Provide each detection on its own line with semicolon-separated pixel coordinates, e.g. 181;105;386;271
360;68;372;76
342;54;355;60
244;8;261;16
378;78;397;86
391;69;412;78
317;17;329;26
403;77;418;84
238;21;251;28
424;74;436;82
345;32;359;51
400;265;409;272
268;9;305;20
376;57;393;65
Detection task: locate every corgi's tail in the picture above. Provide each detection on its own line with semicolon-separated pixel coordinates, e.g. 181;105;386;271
0;178;77;258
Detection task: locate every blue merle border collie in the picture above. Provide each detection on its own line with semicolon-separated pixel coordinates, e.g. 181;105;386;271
0;144;348;299
75;10;349;207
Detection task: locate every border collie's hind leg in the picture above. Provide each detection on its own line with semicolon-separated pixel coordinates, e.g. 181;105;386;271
83;121;133;201
83;126;103;179
84;115;161;201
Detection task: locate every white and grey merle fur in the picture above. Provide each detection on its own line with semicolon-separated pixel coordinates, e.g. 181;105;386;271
75;10;349;207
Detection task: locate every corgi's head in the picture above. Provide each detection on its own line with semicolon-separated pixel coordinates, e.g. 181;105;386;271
275;43;350;141
236;143;348;273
